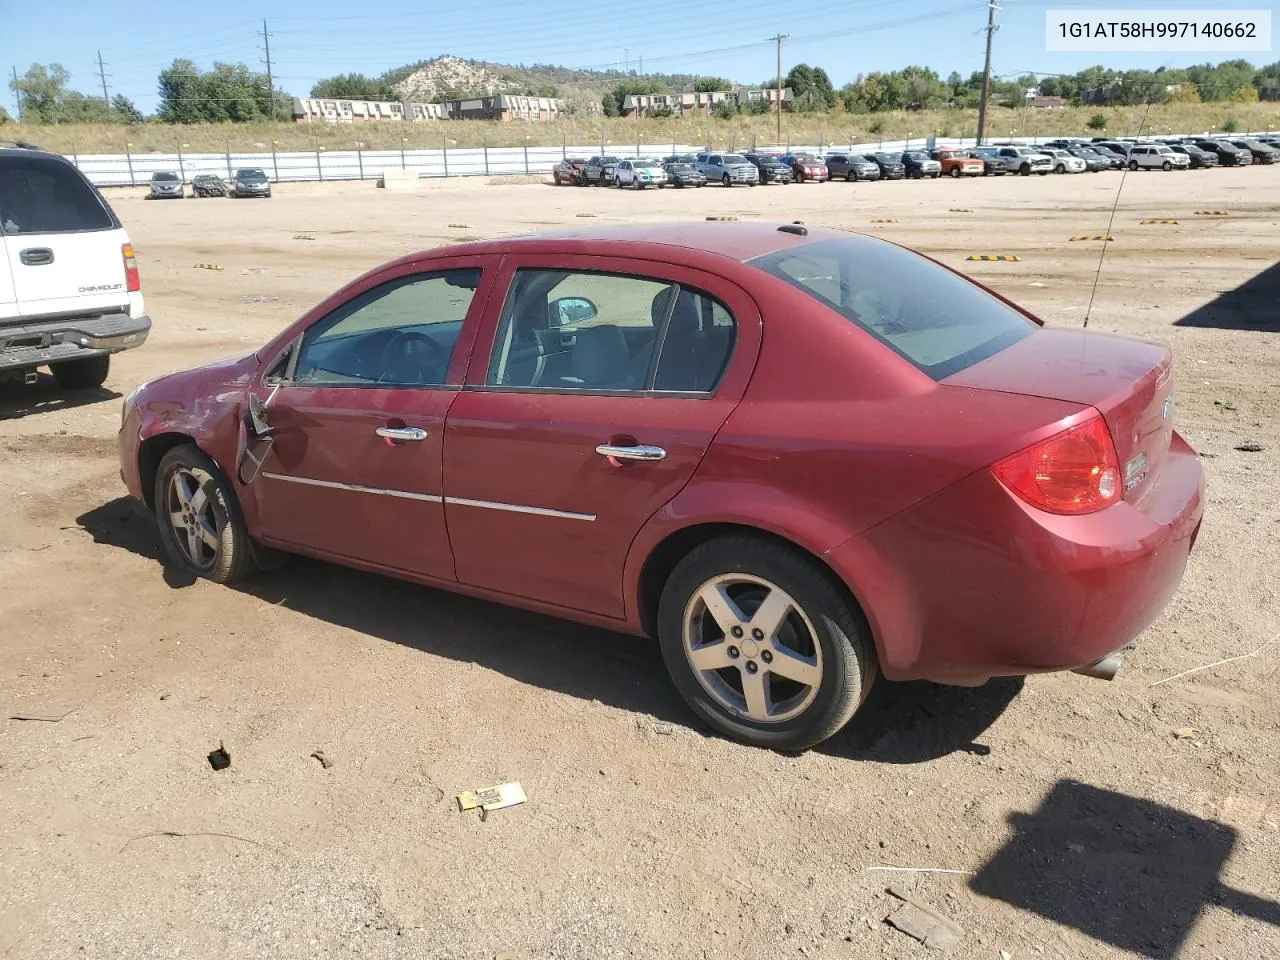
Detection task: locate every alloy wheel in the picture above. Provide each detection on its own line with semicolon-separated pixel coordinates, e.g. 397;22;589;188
165;466;220;571
682;573;823;723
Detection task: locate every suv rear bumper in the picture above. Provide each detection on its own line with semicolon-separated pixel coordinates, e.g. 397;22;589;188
0;310;151;371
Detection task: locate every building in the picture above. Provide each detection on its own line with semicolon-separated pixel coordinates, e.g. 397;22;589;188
291;95;565;123
1028;96;1069;109
441;95;564;121
621;88;793;118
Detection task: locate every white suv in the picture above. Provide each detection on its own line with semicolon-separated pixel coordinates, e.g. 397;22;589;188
1;143;150;389
1126;144;1190;171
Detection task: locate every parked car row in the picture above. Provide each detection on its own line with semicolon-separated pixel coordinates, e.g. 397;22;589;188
554;136;1279;190
148;169;273;199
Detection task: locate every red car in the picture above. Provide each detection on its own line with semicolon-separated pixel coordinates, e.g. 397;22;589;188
782;154;830;183
119;223;1203;750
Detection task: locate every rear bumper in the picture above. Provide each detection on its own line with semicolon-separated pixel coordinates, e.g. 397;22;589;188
0;311;151;371
828;431;1205;685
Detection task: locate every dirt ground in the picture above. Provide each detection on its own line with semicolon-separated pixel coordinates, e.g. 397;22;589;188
1;170;1277;960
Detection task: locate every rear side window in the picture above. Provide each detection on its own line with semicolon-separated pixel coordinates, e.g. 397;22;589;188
751;237;1034;380
0;155;115;235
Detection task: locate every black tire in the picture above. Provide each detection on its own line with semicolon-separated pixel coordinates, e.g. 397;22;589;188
50;354;109;390
1019;164;1031;176
1129;160;1139;171
1055;163;1065;174
950;167;961;178
657;535;877;750
846;171;855;182
153;445;257;585
1162;160;1172;171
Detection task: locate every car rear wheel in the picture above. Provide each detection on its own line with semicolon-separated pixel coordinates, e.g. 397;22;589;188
50;355;110;390
845;171;855;182
1129;160;1140;171
154;445;257;584
658;535;876;750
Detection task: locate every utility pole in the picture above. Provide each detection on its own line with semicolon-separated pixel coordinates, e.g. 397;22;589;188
11;66;22;121
976;1;999;145
770;33;790;143
624;48;629;74
638;55;643;75
261;18;276;120
96;51;110;107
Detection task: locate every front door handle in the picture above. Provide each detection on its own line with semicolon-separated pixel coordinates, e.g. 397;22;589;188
595;443;667;462
376;426;428;442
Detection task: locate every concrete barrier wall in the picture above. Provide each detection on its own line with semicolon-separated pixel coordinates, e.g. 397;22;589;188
69;133;1275;188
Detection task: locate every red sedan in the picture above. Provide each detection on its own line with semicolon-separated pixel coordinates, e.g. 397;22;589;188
118;223;1203;750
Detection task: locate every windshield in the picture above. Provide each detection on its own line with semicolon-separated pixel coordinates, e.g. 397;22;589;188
153;172;179;181
722;155;749;164
903;152;927;161
669;154;695;163
669;163;695;170
601;156;620;163
236;169;266;179
750;237;1034;380
874;154;898;163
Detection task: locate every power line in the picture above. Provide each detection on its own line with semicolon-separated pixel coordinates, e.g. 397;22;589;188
96;51;111;107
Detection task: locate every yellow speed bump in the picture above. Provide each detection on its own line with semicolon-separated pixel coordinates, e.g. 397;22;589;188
292;234;315;240
1194;210;1229;216
1070;235;1114;241
870;218;898;223
949;208;974;213
446;223;471;228
967;255;1020;262
1140;218;1178;224
192;263;223;271
705;216;739;221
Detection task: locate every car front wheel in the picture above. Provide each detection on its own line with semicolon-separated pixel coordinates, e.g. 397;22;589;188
658;535;876;750
154;445;257;584
722;174;731;186
1162;160;1172;171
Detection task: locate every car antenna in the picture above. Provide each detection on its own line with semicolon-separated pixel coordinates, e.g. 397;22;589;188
1083;100;1153;329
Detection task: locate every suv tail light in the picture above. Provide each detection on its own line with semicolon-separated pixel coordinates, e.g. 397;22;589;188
992;412;1121;515
122;243;140;292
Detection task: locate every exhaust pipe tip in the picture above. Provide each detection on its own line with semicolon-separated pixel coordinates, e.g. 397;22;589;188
1072;654;1123;682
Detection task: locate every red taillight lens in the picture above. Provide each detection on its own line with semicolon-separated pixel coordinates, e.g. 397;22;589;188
122;243;140;293
992;412;1121;515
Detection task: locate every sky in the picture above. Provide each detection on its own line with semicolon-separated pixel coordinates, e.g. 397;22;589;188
3;0;1275;114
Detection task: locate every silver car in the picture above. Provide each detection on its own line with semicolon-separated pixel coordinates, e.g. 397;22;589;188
1126;144;1190;171
149;171;184;199
1041;149;1087;174
614;158;668;189
696;153;758;186
992;146;1053;176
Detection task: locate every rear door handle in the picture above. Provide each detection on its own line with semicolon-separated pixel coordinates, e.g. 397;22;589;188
19;247;54;266
376;426;428;442
596;443;667;462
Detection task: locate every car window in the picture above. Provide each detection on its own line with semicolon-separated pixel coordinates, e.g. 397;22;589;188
294;269;481;387
751;237;1034;380
0;154;116;235
487;269;737;393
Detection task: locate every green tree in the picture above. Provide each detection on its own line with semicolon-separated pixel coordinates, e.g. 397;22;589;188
310;73;397;101
1229;85;1259;103
711;99;738;119
111;94;145;123
158;59;282;123
693;77;731;92
11;64;70;122
785;64;835;111
602;78;669;116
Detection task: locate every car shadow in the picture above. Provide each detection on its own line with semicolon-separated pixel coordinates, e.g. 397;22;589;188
78;495;1023;762
1174;260;1280;331
0;374;121;421
971;780;1280;958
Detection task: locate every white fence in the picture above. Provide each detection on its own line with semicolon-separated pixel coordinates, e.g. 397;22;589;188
67;133;1274;187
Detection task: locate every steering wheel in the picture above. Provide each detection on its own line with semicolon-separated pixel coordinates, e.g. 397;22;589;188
379;331;448;385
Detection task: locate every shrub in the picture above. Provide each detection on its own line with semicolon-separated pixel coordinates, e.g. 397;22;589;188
1087;113;1107;130
1222;116;1239;132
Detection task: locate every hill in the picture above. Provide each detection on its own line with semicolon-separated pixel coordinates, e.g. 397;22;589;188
384;55;706;111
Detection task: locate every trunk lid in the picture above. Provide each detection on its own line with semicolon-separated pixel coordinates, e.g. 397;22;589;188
946;327;1175;501
0;151;132;321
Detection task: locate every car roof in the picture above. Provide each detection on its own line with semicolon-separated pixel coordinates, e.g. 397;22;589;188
408;221;853;266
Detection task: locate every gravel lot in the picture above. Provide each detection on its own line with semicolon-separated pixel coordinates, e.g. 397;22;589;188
1;169;1277;960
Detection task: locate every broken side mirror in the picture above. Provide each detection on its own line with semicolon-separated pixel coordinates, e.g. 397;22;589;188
247;389;275;438
238;384;280;485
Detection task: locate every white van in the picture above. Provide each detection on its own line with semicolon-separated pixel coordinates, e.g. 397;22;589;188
0;143;150;389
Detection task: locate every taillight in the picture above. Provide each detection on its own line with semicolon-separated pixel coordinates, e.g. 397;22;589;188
122;243;140;293
992;412;1121;515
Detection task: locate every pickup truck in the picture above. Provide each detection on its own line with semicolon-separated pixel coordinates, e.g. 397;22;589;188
583;156;623;185
1;143;150;389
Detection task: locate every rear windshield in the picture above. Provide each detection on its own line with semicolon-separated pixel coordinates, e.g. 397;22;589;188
0;154;115;235
750;237;1035;379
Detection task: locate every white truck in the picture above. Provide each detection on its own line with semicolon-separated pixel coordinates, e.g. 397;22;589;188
0;142;150;389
